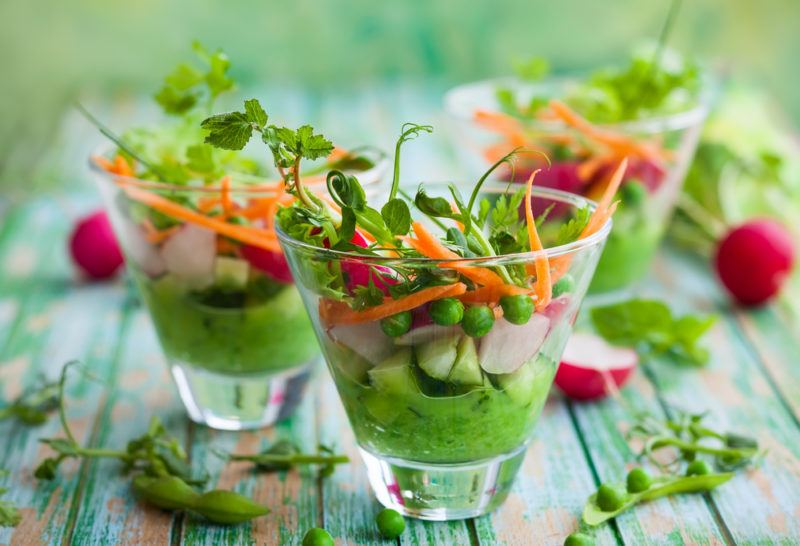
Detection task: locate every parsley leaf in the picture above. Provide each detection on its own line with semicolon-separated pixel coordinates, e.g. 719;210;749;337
590;299;716;367
351;282;385;310
555;206;591;245
201;99;267;151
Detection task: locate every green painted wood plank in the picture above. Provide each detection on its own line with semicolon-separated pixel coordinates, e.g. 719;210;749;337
472;401;619;546
642;250;800;544
66;309;182;545
180;373;320;545
0;282;128;544
568;377;729;545
316;375;394;546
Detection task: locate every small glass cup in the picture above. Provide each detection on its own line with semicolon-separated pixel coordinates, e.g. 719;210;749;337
444;76;708;295
91;150;387;430
277;183;611;520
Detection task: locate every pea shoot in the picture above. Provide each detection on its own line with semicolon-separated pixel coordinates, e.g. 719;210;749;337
0;376;60;426
0;470;21;528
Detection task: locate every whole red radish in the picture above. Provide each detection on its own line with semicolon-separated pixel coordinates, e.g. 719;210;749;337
555;332;638;400
69;210;124;280
714;219;795;306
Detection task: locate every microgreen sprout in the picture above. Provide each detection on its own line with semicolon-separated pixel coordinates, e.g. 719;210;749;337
0;375;60;426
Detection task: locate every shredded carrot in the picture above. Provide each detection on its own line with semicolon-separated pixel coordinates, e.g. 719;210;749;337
524;170;552;310
114;155;134;177
197;197;221;214
220;176;233;216
407;222;505;287
548;159;627;283
141;219;179;244
320;282;468;325
581;159;627;238
548;101;668;163
327;147;350;163
456;283;532;305
120;184;281;252
93;155;116;173
217;237;239;255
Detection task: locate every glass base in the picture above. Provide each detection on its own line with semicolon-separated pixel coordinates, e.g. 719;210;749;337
359;444;528;521
170;361;313;430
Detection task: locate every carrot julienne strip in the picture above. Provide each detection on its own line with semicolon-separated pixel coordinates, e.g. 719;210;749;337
320;282;468;325
524;170;551;310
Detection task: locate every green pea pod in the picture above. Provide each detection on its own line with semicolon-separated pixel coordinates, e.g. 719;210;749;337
582;473;733;526
193;490;270;524
133;475;200;510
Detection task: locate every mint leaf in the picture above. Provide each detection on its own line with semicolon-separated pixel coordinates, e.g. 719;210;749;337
590;299;716;366
513;56;550;81
164;63;204;90
244;98;268;128
201;111;255;150
296;125;334;161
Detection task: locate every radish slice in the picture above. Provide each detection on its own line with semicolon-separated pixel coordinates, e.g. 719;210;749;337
478;314;550;374
328;322;394;365
555;332;637;400
160;224;216;288
69;210;124;280
241;245;293;284
394;324;461;346
118;217;166;278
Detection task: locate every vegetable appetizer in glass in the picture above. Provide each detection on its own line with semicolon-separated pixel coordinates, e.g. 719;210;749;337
89;45;387;430
444;49;708;293
229;113;621;519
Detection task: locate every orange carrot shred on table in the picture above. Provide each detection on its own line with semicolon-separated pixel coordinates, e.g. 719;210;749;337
320;282;468;325
524;170;552;310
120;184;281;252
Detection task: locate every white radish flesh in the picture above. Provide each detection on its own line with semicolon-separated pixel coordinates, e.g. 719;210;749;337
160;224;216;289
478;314;550;374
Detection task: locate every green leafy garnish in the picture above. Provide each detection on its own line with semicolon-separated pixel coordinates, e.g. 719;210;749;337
590;299;716;366
0;470;20;528
0;376;60;426
154;41;234;115
219;440;348;477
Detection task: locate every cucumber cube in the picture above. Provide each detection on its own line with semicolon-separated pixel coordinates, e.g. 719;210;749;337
416;336;459;381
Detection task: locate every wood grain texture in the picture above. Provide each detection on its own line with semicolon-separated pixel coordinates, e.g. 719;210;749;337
647;250;800;544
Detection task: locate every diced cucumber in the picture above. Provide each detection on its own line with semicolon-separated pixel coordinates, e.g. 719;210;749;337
368;348;416;394
497;361;541;406
214;256;249;288
416;336;460;381
336;353;373;385
448;336;484;386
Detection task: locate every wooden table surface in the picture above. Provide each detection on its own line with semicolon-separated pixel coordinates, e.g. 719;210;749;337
1;87;799;545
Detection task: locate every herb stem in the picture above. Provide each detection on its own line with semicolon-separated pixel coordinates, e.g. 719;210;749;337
228;454;349;465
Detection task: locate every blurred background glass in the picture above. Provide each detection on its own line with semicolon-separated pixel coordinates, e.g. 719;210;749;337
2;0;799;193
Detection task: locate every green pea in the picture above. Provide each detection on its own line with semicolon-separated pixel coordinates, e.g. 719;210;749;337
302;527;334;546
552;274;575;298
564;532;595;546
620;180;647;206
193;489;270;524
625;468;653;493
428;298;464;326
596;484;626;512
132;475;200;510
462;305;495;337
499;295;534;325
380;311;412;337
375;508;405;539
686;460;712;476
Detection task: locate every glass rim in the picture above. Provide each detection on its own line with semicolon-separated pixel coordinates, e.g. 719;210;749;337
444;75;712;133
88;145;390;195
276;184;612;263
